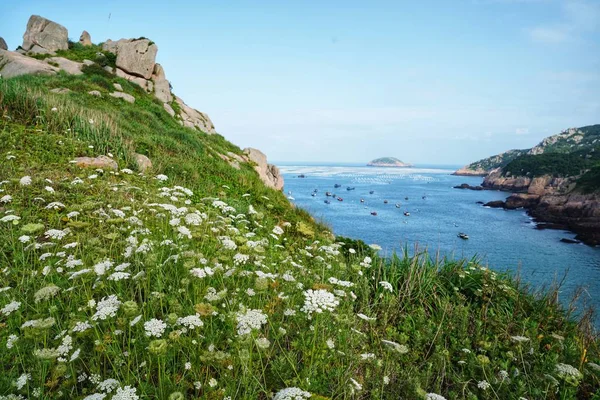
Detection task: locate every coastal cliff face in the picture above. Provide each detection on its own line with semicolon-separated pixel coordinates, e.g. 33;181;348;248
480;170;599;245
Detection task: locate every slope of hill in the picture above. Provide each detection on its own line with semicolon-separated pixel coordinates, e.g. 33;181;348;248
0;15;599;400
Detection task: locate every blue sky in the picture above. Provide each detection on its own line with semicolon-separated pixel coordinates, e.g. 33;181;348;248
4;0;599;165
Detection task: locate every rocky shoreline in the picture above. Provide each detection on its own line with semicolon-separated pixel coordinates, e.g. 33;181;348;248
458;169;600;246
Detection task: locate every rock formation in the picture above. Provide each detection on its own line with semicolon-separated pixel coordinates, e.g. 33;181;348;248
0;49;58;78
175;96;215;133
0;37;7;51
79;30;92;46
244;148;284;190
102;39;157;79
22;15;68;55
73;156;118;170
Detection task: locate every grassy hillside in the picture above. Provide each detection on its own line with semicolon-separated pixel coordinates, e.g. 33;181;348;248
1;67;600;399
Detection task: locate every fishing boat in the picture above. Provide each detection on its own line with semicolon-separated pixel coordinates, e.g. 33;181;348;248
383;200;388;204
360;199;365;203
346;187;355;191
326;192;333;197
334;184;342;188
311;193;316;197
457;232;469;240
337;197;343;201
298;174;306;178
324;200;331;204
395;203;401;208
370;211;377;216
405;196;409;200
403;211;410;216
369;190;375;194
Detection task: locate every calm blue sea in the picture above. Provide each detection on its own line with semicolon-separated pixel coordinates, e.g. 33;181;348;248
278;163;600;320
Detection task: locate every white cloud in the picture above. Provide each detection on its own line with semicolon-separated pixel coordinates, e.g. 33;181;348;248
516;127;530;135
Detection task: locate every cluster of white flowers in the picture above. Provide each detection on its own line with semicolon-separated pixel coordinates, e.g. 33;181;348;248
272;226;284;236
6;334;18;349
300;289;339;315
555;363;583;379
45;229;69;240
477;380;490;390
510;335;530;343
426;394;447;400
19;175;32;186
155;174;168;182
379;281;393;292
273;387;312;400
382;339;409;354
177;314;203;329
233;253;250;265
359;256;372;268
92;295;121;320
190;267;214;279
0;194;12;203
14;373;30;390
328;277;354;287
236;308;268;336
144;318;167;337
1;300;21;316
112;386;139;400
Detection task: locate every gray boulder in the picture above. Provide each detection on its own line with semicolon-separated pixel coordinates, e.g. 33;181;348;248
79;30;92;46
0;37;7;51
50;88;71;94
109;91;135;103
244;148;284;191
22;15;68;54
134;153;152;172
151;63;172;103
0;49;58;78
102;38;157;79
175;96;215;134
45;57;83;75
88;90;102;97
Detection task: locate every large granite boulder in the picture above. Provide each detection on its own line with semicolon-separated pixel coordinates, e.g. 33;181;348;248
152;63;172;103
22;15;68;54
73;156;118;170
109;92;135;103
175;96;215;133
0;37;7;51
115;67;150;91
244;148;284;191
102;38;157;79
79;30;92;46
0;49;58;78
45;57;83;75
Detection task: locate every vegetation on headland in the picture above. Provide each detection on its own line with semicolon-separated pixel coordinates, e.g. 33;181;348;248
0;54;600;399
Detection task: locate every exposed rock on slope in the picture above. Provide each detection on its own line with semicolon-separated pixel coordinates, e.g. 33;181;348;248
102;38;158;79
79;30;92;46
0;37;7;51
21;15;68;55
244;148;284;190
0;49;58;78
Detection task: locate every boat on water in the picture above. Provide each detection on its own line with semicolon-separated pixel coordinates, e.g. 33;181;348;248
287;196;295;200
457;232;469;240
337;197;343;201
334;184;342;188
360;199;365;203
371;211;377;216
369;190;375;194
324;200;331;204
298;174;306;178
311;193;316;197
403;211;410;216
346;187;355;191
383;200;388;204
405;196;409;200
395;203;401;208
326;192;333;197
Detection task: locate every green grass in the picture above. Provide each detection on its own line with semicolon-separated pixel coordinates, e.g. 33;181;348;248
30;42;117;68
0;68;599;399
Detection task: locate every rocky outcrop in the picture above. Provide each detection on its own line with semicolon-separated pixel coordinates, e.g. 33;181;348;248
73;156;118;170
102;39;157;79
0;49;58;78
22;15;68;55
151;63;172;103
45;57;82;75
0;37;7;51
115;67;152;91
452;167;488;176
109;92;135;103
79;30;92;46
454;183;484;190
175;96;215;133
244;148;284;191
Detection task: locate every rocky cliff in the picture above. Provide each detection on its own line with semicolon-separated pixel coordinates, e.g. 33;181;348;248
0;14;283;191
480;169;599;245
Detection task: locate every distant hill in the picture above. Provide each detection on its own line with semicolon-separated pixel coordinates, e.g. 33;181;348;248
367;156;412;167
454;125;600;190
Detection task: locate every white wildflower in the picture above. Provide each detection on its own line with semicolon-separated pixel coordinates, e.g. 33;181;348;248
144;318;167;337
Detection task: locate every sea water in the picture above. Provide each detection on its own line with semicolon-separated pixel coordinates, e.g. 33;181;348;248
279;163;600;320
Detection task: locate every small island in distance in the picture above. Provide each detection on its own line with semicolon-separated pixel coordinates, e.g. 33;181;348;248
367;156;413;167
